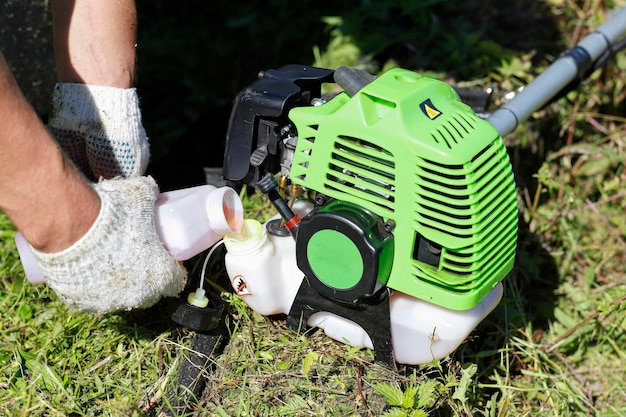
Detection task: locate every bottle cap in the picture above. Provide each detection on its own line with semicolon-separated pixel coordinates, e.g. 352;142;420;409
187;288;210;308
15;232;47;284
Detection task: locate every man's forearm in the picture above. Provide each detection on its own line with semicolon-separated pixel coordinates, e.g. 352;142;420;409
1;0;140;252
0;53;100;253
52;0;138;87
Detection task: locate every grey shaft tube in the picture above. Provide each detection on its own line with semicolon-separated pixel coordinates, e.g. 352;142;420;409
488;7;626;137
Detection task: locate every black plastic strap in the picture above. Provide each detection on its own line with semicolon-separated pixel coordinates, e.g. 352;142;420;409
563;45;592;80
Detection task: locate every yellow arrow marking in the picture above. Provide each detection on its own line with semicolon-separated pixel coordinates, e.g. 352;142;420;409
424;103;441;120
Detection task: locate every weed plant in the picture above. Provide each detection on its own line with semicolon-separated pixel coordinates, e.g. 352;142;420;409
1;0;626;416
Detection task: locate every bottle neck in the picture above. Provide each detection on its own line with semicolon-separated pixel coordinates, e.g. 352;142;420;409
223;219;269;256
206;187;244;236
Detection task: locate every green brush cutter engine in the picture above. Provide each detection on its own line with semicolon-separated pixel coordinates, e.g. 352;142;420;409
222;65;518;366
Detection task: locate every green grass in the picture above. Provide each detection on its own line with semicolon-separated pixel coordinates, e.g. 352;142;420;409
2;0;626;415
0;219;181;416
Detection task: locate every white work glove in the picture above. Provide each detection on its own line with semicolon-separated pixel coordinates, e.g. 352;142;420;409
31;176;187;314
37;83;185;313
47;83;150;180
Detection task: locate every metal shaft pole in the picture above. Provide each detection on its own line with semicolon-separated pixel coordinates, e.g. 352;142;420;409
488;7;626;137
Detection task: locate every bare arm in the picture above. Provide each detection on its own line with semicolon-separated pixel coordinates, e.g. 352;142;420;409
52;0;138;87
0;1;186;313
0;53;100;253
3;0;142;251
50;0;149;180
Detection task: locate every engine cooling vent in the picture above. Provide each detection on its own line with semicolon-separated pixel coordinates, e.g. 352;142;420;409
412;138;518;292
325;135;396;213
430;113;476;148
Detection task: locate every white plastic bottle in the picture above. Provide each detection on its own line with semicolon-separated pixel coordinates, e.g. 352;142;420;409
14;232;46;284
223;201;312;315
223;218;304;316
154;184;243;260
15;184;243;284
223;207;503;365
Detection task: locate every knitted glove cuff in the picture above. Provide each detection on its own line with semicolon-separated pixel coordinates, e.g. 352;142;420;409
47;83;150;179
31;176;186;314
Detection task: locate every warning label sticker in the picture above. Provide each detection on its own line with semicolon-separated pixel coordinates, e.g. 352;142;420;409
419;99;442;120
232;274;251;296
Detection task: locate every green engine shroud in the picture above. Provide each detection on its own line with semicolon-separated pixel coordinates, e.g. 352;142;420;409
288;68;518;310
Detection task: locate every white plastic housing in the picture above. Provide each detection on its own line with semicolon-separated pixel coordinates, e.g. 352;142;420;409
223;206;503;365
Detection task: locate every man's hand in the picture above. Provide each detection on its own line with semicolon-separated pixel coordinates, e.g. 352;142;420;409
47;83;150;180
31;176;187;314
